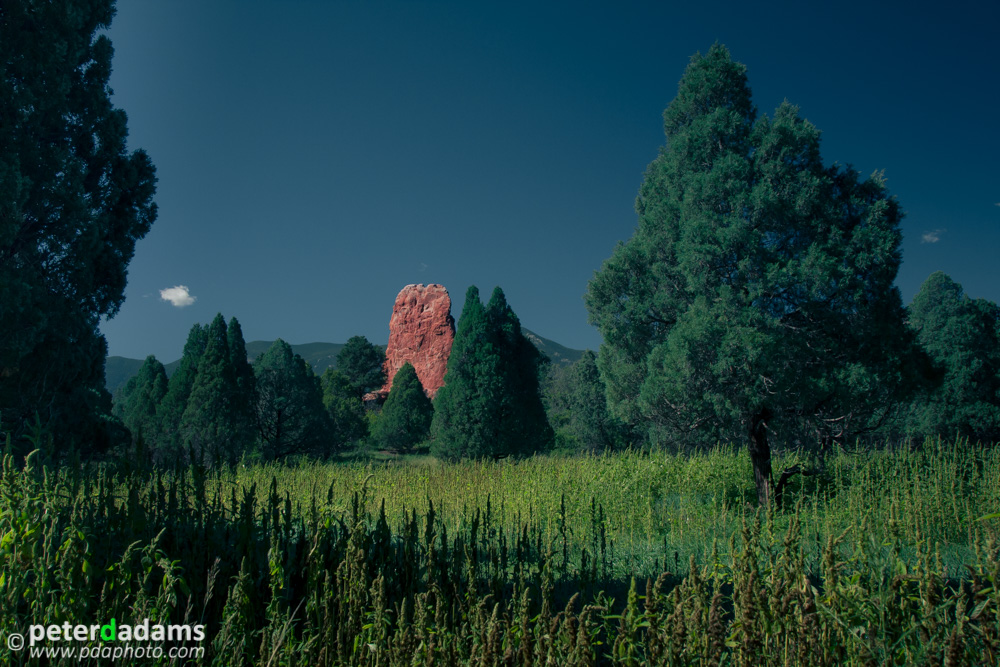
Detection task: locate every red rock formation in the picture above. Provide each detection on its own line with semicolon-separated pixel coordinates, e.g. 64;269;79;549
376;284;455;399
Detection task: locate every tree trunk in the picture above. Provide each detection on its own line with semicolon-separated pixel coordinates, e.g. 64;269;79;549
748;408;774;508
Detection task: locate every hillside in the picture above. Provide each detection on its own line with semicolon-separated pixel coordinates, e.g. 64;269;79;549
105;331;583;393
521;328;586;366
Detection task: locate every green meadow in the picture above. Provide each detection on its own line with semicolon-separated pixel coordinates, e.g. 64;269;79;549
2;439;998;665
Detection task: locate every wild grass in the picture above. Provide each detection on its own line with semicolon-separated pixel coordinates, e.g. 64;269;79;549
0;437;997;665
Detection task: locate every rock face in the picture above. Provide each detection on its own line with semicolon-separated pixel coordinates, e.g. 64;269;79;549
377;284;455;399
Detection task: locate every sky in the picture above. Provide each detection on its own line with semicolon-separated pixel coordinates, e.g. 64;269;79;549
99;0;1000;361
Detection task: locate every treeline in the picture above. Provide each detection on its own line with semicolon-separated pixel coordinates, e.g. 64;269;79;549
113;286;557;463
548;268;1000;454
114;315;381;464
112;266;1000;469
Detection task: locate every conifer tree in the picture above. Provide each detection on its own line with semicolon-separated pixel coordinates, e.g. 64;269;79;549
227;316;257;447
336;336;386;397
321;368;368;447
432;286;552;460
431;286;495;460
0;0;157;450
371;363;433;453
157;324;207;456
181;314;243;463
586;45;923;505
254;340;332;460
115;355;168;446
485;287;553;456
906;272;1000;442
544;351;622;453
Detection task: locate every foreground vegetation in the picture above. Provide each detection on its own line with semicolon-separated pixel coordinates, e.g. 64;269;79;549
2;439;998;665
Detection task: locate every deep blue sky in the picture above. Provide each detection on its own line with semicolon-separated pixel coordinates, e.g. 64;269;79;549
100;0;1000;361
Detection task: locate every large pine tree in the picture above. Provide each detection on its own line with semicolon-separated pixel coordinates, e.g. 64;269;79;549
586;45;923;505
0;0;157;451
253;339;332;460
906;272;1000;442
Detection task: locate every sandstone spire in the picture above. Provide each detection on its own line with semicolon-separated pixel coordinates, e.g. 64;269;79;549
376;284;455;399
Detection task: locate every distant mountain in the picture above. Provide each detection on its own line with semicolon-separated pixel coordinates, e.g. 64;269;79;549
105;341;346;395
105;356;147;395
521;328;586;365
243;341;346;376
105;332;585;394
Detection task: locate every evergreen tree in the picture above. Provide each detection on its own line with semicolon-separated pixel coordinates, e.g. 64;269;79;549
431;286;496;460
335;336;386;397
567;350;625;452
227;316;257;447
181;314;244;464
585;45;923;505
431;286;552;460
906;272;1000;442
320;368;368;448
157;324;208;456
485;287;553;456
254;340;332;460
542;362;577;449
0;0;157;450
371;363;433;453
115;356;168;446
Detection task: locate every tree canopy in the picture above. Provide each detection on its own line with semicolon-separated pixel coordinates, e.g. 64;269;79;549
320;368;368;448
906;272;1000;442
254;339;332;460
586;45;922;505
336;336;386;397
180;314;251;464
114;355;168;446
0;0;157;450
119;315;255;462
544;351;623;453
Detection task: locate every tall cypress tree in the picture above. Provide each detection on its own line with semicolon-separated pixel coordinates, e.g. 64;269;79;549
485;287;553;457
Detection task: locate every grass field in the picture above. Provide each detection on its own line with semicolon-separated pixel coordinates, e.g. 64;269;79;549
1;439;998;665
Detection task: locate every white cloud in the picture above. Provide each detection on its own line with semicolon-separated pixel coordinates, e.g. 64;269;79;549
921;229;944;244
418;262;428;272
160;285;196;307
